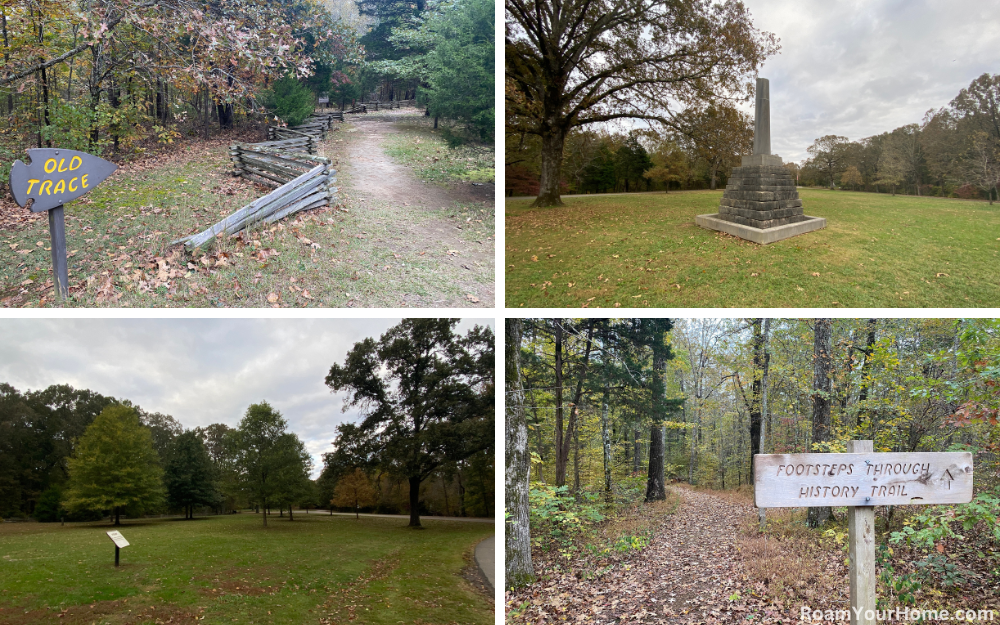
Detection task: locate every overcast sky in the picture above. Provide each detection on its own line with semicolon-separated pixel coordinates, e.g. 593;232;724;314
0;318;493;477
736;0;1000;162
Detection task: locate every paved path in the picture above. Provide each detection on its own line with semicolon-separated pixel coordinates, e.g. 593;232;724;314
310;510;493;523
475;535;495;592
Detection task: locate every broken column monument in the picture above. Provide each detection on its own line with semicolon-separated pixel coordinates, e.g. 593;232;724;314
696;78;825;244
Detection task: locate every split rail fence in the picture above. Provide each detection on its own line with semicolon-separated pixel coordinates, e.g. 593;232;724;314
172;111;339;250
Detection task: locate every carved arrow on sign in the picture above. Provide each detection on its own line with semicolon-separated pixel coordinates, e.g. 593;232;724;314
10;148;118;212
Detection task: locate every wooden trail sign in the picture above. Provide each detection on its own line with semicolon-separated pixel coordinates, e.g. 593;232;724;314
106;530;129;567
754;442;974;625
9;148;117;300
754;451;973;508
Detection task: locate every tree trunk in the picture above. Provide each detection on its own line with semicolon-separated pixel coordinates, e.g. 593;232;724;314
856;319;878;433
807;319;833;527
573;420;580;494
505;318;534;587
554;320;566;486
758;319;771;529
645;425;665;501
114;507;120;526
288;505;293;521
407;476;422;527
633;427;641;474
646;344;668;501
749;319;764;476
601;389;612;502
533;128;566;207
262;498;267;527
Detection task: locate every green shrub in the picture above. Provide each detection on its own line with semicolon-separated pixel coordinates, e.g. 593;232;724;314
528;484;603;544
33;487;64;522
264;76;316;127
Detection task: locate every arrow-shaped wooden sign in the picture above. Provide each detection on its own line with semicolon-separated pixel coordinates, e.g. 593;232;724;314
10;148;117;212
8;148;117;301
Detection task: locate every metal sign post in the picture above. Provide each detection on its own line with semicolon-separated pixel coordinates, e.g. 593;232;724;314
754;441;974;625
9;148;117;301
106;530;129;567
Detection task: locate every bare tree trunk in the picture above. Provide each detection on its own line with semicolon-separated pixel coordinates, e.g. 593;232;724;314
407;476;422;527
645;346;668;501
758;319;771;529
505;318;535;587
856;319;877;434
749;319;764;475
534;127;566;207
553;320;566;486
645;425;665;501
808;319;833;527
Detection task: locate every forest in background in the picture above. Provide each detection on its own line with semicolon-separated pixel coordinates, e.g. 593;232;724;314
0;0;494;186
505;318;1000;605
505;73;1000;202
0;321;496;523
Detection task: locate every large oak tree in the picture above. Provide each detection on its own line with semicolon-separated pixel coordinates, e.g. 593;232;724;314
325;319;494;527
505;0;778;206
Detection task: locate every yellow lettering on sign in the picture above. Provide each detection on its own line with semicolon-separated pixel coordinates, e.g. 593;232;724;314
44;159;58;174
26;179;40;194
53;179;66;194
68;177;78;192
57;158;69;173
81;174;89;189
40;180;53;195
69;155;82;170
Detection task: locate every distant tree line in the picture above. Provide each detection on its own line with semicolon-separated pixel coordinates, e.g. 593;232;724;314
505;104;753;197
0;319;495;526
798;74;1000;202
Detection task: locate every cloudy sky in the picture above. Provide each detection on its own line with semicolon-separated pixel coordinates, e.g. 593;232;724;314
0;318;493;477
737;0;1000;162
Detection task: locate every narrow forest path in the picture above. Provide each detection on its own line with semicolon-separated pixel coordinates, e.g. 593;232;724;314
328;111;495;307
509;486;818;625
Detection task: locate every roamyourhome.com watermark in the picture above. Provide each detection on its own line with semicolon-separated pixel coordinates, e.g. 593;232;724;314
801;606;996;622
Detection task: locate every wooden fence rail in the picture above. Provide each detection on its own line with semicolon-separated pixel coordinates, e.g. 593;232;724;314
172;109;338;250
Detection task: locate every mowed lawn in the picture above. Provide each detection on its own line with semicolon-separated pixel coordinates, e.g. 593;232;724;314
505;189;1000;308
0;514;493;625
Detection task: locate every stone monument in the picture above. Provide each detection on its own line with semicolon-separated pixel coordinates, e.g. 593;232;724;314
696;78;825;244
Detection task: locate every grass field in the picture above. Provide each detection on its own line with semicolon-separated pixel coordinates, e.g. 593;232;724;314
0;513;493;624
505;189;1000;308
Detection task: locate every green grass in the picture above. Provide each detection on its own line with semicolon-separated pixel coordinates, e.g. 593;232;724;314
382;121;494;185
0;513;493;625
505;189;1000;308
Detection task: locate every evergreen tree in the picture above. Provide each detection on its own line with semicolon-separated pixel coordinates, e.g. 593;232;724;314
64;405;165;525
165;431;218;519
421;0;494;140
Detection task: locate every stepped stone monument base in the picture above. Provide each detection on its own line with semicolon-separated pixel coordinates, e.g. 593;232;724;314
696;80;825;244
696;154;825;244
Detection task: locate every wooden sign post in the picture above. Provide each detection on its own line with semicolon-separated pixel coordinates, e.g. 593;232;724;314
754;441;973;625
106;530;129;567
9;149;117;300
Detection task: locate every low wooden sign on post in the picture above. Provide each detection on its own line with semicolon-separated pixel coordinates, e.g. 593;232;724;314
754;441;973;625
9;148;117;300
106;530;129;567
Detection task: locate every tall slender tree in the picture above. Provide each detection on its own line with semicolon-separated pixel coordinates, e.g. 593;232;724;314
807;319;833;527
505;318;535;588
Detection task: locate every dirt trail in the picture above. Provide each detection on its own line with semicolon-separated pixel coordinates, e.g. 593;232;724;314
334;113;495;307
507;486;757;624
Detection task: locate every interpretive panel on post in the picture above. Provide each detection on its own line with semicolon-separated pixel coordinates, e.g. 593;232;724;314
106;530;129;548
754;452;973;508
